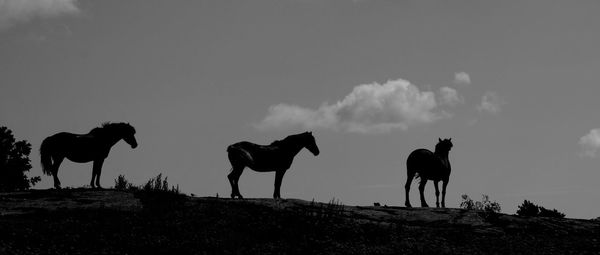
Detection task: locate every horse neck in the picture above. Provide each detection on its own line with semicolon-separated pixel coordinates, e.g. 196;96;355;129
95;130;123;147
434;149;449;159
278;138;306;157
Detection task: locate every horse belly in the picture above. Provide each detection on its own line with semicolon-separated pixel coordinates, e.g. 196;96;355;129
247;155;291;172
407;150;438;179
65;139;107;163
65;151;97;163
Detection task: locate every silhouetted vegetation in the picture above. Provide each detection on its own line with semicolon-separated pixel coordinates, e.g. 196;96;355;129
0;126;40;191
517;200;565;218
460;194;501;213
133;173;186;211
140;173;179;193
293;198;346;223
516;200;539;216
113;174;136;191
460;194;501;221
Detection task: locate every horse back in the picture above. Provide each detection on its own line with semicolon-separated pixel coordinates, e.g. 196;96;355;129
406;148;449;180
407;149;434;164
227;141;289;171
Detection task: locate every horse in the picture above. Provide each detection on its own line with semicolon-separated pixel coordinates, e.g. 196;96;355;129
404;138;453;208
226;131;320;199
40;122;138;189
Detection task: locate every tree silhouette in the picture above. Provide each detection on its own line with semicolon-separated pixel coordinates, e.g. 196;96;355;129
0;126;40;191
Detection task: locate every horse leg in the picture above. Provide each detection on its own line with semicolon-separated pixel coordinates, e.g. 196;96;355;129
441;180;448;208
51;156;64;189
418;179;429;207
434;181;440;208
92;159;105;189
404;171;415;208
227;165;244;199
273;170;286;199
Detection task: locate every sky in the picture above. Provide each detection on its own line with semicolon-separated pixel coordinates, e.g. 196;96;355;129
1;0;599;219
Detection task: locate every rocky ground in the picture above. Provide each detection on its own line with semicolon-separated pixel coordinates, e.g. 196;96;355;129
0;189;598;254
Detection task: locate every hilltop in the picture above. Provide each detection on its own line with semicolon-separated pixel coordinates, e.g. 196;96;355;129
0;189;598;254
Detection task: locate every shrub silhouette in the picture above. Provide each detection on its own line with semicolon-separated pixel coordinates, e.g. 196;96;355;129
460;194;501;213
0;126;40;191
460;194;501;221
134;173;185;211
538;207;565;218
516;200;539;217
114;174;136;191
516;200;565;218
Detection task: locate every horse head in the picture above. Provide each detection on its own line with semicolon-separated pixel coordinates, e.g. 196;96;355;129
435;137;453;153
120;123;138;149
303;131;320;156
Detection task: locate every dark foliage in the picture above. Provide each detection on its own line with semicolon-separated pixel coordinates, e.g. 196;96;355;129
517;200;565;218
460;194;501;213
133;173;186;211
113;174;136;191
538;207;566;218
460;194;501;222
516;200;539;217
0;126;40;191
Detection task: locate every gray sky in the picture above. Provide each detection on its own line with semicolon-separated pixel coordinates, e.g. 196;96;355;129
1;0;599;219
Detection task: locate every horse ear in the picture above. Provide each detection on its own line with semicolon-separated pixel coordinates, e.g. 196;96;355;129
439;138;442;142
449;138;452;141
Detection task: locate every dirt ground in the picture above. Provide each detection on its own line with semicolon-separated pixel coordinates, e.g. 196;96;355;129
0;189;598;254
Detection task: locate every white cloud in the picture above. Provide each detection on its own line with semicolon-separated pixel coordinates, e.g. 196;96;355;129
477;91;504;114
454;72;471;85
579;129;600;158
0;0;80;31
256;79;450;134
439;86;463;106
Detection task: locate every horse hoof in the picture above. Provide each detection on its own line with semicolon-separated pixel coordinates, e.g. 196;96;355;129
421;204;429;208
405;203;412;208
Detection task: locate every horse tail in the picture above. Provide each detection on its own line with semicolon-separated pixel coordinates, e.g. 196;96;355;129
40;136;54;176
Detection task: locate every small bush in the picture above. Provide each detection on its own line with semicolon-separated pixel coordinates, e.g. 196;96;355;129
141;173;179;194
135;173;185;211
516;200;539;217
113;174;136;191
460;194;501;221
0;126;40;191
460;194;501;213
517;200;565;218
539;207;565;218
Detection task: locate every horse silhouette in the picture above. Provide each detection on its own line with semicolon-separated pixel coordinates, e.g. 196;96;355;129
405;138;453;208
40;122;138;189
226;131;320;199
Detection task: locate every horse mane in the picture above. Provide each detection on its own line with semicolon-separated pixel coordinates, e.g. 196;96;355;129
269;132;308;147
90;122;135;136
